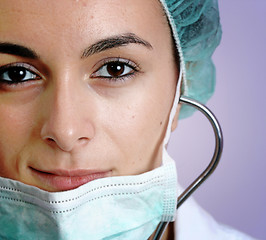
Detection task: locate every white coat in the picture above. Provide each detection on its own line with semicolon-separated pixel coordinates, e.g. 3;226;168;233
174;195;257;239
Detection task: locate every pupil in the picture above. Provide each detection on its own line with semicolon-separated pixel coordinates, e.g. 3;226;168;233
107;63;124;77
8;67;26;82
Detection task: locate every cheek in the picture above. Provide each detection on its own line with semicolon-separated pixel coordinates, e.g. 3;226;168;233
99;73;176;174
0;100;38;169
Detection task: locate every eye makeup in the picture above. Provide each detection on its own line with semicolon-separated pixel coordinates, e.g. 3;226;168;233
0;62;41;84
90;57;141;84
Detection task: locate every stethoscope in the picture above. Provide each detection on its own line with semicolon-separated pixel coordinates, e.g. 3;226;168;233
152;96;223;240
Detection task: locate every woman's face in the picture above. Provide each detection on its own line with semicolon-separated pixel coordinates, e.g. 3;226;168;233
0;0;179;191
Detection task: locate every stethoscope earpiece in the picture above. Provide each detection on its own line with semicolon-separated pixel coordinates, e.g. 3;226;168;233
153;96;223;240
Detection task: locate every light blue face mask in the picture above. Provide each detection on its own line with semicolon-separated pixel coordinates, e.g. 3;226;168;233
0;149;177;240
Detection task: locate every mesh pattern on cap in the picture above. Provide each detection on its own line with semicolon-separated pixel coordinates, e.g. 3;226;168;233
160;0;222;118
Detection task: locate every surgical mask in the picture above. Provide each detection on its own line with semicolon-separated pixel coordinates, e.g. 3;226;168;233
0;148;177;240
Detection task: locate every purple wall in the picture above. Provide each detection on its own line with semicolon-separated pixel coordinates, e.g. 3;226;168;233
168;1;266;239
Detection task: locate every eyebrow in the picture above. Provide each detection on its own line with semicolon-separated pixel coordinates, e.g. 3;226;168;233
81;33;153;58
0;33;152;60
0;42;38;59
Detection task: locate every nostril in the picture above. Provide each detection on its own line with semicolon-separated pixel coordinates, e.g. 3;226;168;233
44;137;57;147
40;118;94;151
43;136;90;151
77;137;90;146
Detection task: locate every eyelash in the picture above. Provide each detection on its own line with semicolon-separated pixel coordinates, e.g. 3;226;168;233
0;58;140;87
0;63;41;85
91;58;140;82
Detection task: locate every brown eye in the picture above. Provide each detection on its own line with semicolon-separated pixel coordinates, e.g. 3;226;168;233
0;65;40;83
91;60;137;80
106;62;125;77
6;67;26;82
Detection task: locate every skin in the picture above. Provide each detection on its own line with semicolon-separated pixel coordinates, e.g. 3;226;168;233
0;0;179;238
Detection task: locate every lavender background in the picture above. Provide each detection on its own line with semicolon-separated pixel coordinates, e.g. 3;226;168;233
168;1;266;239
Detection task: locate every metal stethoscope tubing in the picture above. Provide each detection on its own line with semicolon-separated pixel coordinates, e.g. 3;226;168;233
152;96;224;240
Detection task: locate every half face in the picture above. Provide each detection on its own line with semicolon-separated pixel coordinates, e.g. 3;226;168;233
0;0;179;192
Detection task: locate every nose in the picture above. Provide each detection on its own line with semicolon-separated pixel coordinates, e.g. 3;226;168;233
41;77;95;152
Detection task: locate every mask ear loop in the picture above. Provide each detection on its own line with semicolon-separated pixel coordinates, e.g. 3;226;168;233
152;96;224;240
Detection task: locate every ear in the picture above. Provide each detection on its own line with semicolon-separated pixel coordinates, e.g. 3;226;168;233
171;103;181;132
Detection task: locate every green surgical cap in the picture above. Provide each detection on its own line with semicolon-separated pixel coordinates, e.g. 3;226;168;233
159;0;222;118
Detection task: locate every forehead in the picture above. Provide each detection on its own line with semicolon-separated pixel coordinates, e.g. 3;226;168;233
0;0;168;52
